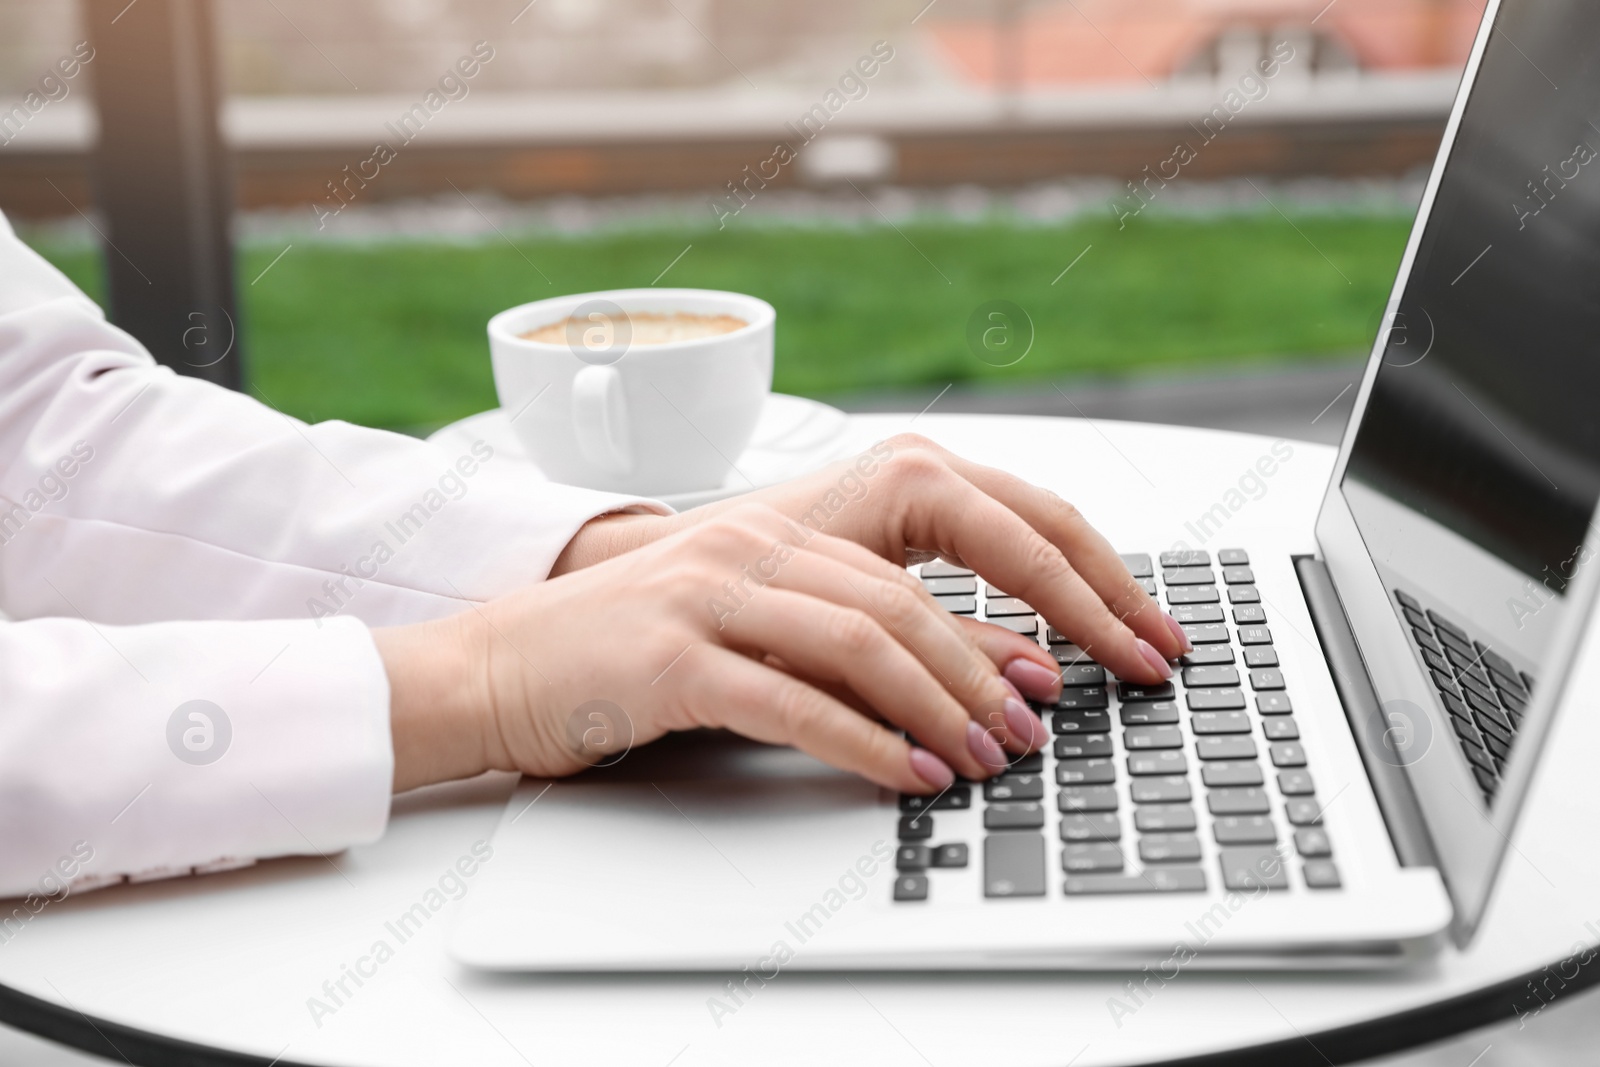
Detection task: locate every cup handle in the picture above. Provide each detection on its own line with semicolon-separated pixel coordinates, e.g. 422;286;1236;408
570;364;634;476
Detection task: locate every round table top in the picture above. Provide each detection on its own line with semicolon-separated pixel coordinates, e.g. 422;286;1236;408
4;413;1598;1067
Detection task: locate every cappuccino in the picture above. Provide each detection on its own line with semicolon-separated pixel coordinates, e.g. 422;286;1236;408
522;310;747;347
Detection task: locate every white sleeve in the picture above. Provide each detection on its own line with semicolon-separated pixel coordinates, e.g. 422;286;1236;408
0;211;668;897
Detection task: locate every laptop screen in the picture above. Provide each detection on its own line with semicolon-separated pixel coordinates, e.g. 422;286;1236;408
1342;0;1600;623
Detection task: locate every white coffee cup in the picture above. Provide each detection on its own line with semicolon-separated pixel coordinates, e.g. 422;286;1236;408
488;289;775;496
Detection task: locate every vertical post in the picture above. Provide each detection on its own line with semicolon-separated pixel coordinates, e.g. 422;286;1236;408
83;0;242;389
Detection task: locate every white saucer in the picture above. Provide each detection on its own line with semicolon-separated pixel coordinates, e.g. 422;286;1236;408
427;393;853;510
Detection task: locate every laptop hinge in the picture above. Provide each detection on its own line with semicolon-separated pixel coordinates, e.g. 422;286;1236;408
1293;555;1438;869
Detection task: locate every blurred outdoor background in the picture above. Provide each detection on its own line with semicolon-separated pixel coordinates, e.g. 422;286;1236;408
0;0;1484;444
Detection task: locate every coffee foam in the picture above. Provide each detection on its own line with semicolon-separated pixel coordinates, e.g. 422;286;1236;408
521;310;747;347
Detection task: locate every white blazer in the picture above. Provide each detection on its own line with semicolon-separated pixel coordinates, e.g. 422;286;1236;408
0;211;662;900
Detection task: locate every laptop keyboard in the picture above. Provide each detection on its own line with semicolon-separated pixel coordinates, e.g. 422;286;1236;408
892;549;1341;902
1393;588;1536;802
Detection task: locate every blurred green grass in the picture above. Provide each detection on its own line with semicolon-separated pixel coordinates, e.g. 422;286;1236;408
29;215;1408;430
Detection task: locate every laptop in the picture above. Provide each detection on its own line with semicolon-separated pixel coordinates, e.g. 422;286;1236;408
450;0;1600;970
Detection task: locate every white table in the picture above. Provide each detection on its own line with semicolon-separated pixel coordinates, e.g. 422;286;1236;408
4;414;1598;1067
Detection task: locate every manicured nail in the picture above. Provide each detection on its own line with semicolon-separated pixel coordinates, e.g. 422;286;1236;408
1137;638;1173;679
1003;698;1043;752
966;720;1008;771
909;747;955;790
1165;613;1193;653
1004;658;1061;702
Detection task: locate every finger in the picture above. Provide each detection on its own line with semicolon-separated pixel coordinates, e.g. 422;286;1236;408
950;614;1064;707
882;452;1174;684
721;586;1018;777
912;442;1188;661
684;645;957;794
756;545;1043;753
791;532;1065;702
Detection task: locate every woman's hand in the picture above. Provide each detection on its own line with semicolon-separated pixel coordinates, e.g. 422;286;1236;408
380;434;1190;794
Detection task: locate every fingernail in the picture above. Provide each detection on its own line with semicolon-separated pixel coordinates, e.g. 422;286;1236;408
1003;698;1042;752
1165;613;1193;653
1137;638;1173;679
966;720;1007;772
909;747;955;790
1004;658;1061;702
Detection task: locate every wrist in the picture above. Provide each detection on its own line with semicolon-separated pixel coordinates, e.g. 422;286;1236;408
549;509;671;575
376;613;496;793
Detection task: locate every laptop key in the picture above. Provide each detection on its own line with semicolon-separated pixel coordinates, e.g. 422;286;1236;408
1059;812;1121;842
1183;665;1241;688
1207;788;1270;815
1394;588;1421;612
1168;585;1221;605
1219;846;1289;889
1058;786;1119;812
932;843;969;868
1285;798;1323;825
1160;550;1211;567
1187;688;1246;711
898;815;934;840
984;833;1047;897
1249;669;1286;691
1191;710;1251;734
1058;663;1107;687
1428;609;1469;643
1237;626;1273;645
1411;626;1442;655
1120;701;1180;726
1055;759;1115;786
1120;553;1154;578
1262;717;1299;740
1180;645;1235;666
1232;605;1267;625
1472;765;1498;796
1228;584;1261;604
1256;693;1293;715
893;873;929;901
921;560;974;578
1054;686;1109;712
1062;842;1125;873
1172;604;1225;624
1135;804;1197;832
1139;834;1202;863
1118;682;1176;702
1054;733;1113;759
1197;736;1258;760
1202;761;1264;787
1064;867;1206;894
922;576;977;596
1007;752;1045;774
985;803;1046;830
986;773;1046;800
900;786;972;812
984;596;1035;617
1127;751;1188;776
1303;859;1342;888
1183;623;1231;645
896;844;932;870
1294;827;1332;857
1214;817;1278;846
1243;646;1279;669
933;595;976;615
1130;776;1191;803
1218;549;1249;566
1269;742;1307;767
1053;709;1112;734
1123;724;1184;749
1401;605;1431;631
988;615;1039;635
1221;566;1255;585
1164;567;1217;586
1278;770;1315;795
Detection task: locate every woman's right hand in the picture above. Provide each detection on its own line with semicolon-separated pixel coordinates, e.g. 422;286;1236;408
379;502;1063;794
